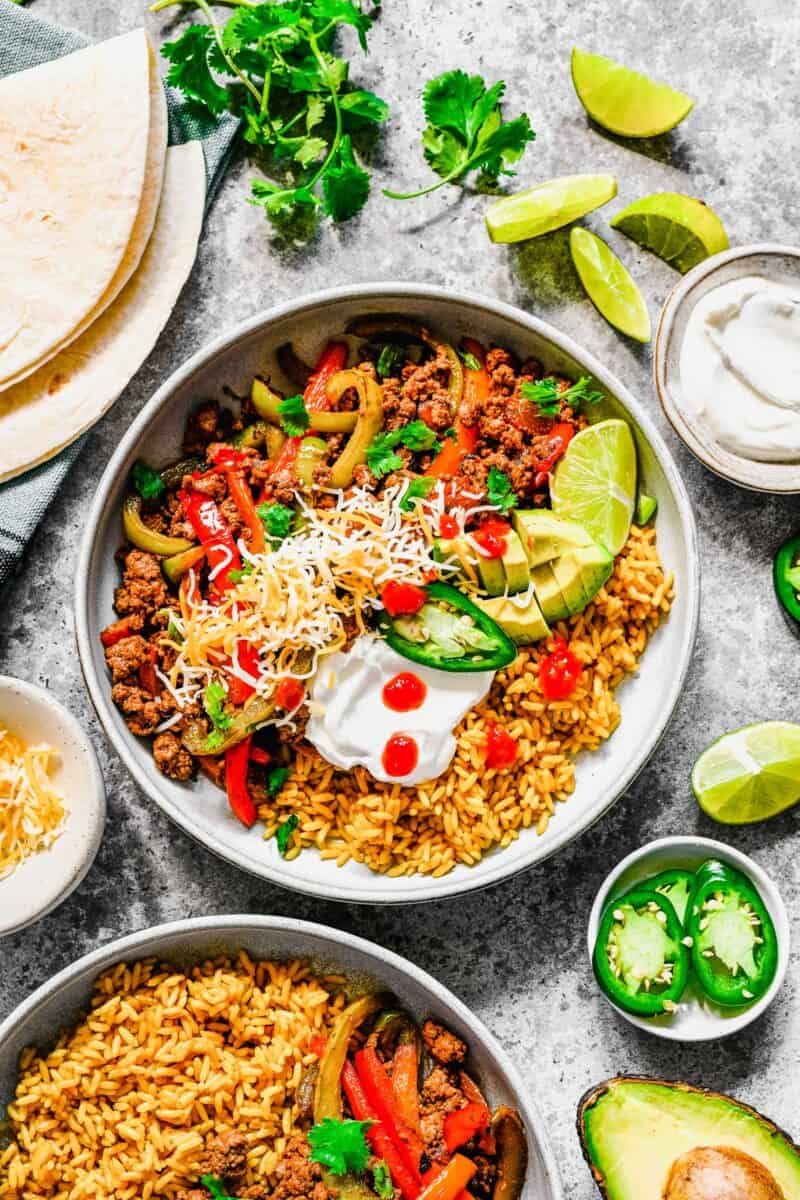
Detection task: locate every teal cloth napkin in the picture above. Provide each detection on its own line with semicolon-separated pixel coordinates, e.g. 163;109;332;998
0;4;240;586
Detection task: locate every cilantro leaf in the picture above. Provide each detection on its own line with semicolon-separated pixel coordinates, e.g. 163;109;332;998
310;0;373;48
385;68;535;201
372;1161;394;1199
562;375;604;408
366;432;405;479
161;26;230;116
399;476;436;512
204;680;233;732
131;460;165;501
486;466;518;514
397;420;441;452
257;502;295;542
222;2;302;52
277;394;310;437
276;813;299;855
375;343;407;380
457;347;481;372
267;765;291;796
201;1175;235;1200
227;563;255;583
308;1118;373;1176
322;135;371;222
520;378;561;418
341;89;390;123
443;426;458;441
295;136;329;167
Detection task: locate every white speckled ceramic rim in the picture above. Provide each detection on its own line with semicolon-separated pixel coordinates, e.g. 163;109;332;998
0;914;563;1200
74;282;700;904
0;675;106;937
586;835;790;1043
654;242;800;493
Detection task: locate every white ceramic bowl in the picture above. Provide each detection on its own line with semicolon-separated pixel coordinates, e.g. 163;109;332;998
0;915;562;1200
654;242;800;493
75;283;700;904
586;835;790;1042
0;676;105;936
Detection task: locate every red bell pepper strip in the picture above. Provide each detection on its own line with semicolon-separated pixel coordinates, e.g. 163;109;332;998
341;1061;421;1200
138;645;160;696
225;736;257;827
425;339;483;479
211;447;266;555
443;1102;491;1154
227;640;262;706
354;1047;425;1179
417;1156;477;1200
100;618;131;648
391;1042;420;1134
179;490;242;591
533;421;575;487
270;341;348;481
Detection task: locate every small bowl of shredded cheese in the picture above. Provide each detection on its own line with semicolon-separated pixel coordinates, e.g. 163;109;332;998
0;676;105;936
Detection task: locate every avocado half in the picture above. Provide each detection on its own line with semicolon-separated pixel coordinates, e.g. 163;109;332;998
577;1077;800;1200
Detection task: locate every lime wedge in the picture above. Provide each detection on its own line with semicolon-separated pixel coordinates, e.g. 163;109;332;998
692;721;800;824
485;174;617;244
611;193;729;273
571;48;694;138
569;227;651;342
550;419;637;555
635;493;657;525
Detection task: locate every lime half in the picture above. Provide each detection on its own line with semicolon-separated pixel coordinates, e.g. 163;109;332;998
611;193;729;273
692;721;800;824
569;227;651;342
485;174;617;244
550;419;636;555
571;48;694;138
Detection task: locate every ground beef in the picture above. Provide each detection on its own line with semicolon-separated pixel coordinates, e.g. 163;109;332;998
183;402;233;455
110;684;171;737
153;732;194;781
190;471;227;501
200;1131;248;1185
104;635;153;684
419;1066;468;1162
381;377;419;431
270;466;299;505
219;497;245;540
268;1134;331;1200
422;1020;467;1065
485;347;518;398
467;1153;498;1200
166;493;197;540
113;549;169;632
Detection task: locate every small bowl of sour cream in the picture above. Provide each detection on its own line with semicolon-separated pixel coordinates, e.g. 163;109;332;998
655;243;800;492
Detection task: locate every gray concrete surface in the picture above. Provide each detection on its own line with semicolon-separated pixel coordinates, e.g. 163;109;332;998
2;1;800;1194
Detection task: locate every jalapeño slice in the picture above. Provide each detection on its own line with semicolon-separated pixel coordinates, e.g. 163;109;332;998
642;868;695;926
686;860;778;1007
380;581;517;673
593;889;690;1017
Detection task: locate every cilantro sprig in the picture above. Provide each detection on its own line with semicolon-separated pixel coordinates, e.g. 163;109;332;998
258;502;295;542
308;1118;373;1176
486;466;518;514
399;476;436;512
156;0;387;231
385;69;535;200
278;393;311;437
520;375;604;418
366;421;441;479
131;460;165;501
204;680;233;752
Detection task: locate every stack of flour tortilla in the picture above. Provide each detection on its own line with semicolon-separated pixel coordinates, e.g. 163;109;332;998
0;28;207;482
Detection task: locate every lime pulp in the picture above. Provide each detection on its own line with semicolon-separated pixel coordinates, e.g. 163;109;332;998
550;418;637;556
691;721;800;824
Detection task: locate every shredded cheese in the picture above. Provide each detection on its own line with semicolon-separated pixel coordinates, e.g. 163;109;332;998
0;724;67;879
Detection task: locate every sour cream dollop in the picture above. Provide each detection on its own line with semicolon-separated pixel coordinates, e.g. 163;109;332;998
679;275;800;462
306;637;495;785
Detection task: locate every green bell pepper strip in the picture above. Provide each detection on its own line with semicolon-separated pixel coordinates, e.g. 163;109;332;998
593;889;690;1017
159;456;205;491
122;496;195;557
490;1107;528;1200
380;581;517;673
632;868;695;926
251;378;357;434
686;860;778;1007
773;534;800;625
296;436;329;487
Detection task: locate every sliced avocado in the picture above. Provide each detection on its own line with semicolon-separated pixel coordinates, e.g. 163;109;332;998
475;593;550;645
500;528;530;594
530;563;571;623
512;510;594;567
473;548;506;597
548;545;614;615
434;535;480;585
578;1077;800;1200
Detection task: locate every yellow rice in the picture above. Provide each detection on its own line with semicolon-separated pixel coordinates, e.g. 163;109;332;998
261;525;674;875
0;955;344;1200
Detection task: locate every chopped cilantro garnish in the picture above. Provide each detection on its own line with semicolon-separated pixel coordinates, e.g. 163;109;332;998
372;1161;394;1199
385;69;535;200
131;460;164;501
457;346;481;372
227;563;254;583
276;813;299;856
257;502;295;543
486;466;518;514
308;1118;373;1176
521;374;604;417
366;421;441;479
267;766;291;797
400;477;436;512
443;426;458;441
278;394;310;437
375;342;407;380
201;1175;235;1200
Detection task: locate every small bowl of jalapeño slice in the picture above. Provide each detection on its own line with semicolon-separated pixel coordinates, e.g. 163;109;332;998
587;836;789;1041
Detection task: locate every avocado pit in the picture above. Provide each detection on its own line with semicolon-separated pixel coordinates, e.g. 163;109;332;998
664;1146;784;1200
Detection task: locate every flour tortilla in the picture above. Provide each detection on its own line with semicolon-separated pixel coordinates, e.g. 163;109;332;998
0;29;152;388
4;36;169;387
0;143;207;483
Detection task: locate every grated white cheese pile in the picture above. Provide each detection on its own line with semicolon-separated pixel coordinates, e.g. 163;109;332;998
0;724;67;879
